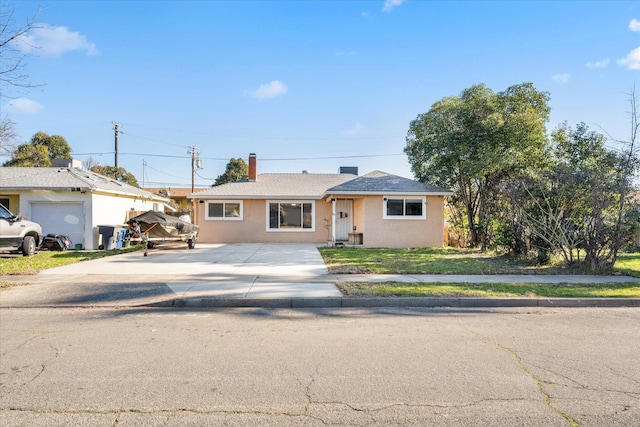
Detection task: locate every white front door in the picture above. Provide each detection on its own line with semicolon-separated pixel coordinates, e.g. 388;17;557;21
334;199;353;241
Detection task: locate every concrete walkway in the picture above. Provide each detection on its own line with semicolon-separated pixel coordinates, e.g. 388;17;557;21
1;243;640;308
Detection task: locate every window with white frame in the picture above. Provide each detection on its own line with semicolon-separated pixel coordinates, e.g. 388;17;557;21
267;201;314;231
383;196;426;219
206;201;243;220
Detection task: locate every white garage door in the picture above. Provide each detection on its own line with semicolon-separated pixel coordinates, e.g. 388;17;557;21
31;202;85;247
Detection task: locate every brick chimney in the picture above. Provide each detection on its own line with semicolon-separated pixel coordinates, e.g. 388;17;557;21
248;153;257;181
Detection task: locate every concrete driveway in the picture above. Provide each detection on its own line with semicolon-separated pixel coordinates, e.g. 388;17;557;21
1;244;342;307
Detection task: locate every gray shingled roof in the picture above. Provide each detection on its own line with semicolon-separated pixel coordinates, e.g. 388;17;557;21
0;167;166;200
328;171;452;195
190;173;356;199
189;170;451;199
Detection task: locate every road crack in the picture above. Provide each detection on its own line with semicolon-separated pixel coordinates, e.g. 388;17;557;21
461;324;579;427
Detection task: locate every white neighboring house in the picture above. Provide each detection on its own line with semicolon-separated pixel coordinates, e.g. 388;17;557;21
0;166;168;249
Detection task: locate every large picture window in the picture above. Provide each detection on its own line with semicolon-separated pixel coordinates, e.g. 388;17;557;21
267;201;314;231
383;197;426;219
206;201;243;220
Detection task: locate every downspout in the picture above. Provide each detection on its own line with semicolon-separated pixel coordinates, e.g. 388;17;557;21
331;198;336;243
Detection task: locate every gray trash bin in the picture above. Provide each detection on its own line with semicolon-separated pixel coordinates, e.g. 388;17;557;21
98;225;125;250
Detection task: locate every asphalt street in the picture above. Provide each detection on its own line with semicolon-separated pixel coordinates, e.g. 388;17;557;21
1;244;639;425
1;306;638;426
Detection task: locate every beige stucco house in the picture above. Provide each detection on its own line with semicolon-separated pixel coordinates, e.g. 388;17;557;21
189;154;452;248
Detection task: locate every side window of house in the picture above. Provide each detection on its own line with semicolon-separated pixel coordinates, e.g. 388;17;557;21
383;197;426;219
206;201;243;220
267;201;314;231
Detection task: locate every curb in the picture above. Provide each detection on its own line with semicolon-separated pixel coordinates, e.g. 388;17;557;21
149;297;640;309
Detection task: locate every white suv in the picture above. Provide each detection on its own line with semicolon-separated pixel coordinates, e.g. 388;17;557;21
0;204;43;256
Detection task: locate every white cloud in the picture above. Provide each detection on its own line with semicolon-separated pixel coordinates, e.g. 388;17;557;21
247;80;288;99
345;123;368;136
5;98;44;114
618;46;640;70
630;19;640;32
586;58;609;69
382;0;405;13
552;73;570;84
13;24;98;57
336;50;357;57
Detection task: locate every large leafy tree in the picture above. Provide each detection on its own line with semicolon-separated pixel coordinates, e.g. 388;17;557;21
3;131;72;166
91;165;140;188
30;132;71;160
404;82;550;248
3;141;50;166
213;157;248;186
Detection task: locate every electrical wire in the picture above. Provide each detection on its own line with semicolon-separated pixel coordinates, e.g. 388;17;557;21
119;122;398;141
195;169;217;181
74;151;405;161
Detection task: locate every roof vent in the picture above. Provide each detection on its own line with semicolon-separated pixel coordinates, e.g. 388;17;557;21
53;158;83;168
339;166;358;175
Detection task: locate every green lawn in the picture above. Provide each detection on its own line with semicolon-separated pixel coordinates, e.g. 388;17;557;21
337;281;640;298
321;247;640;298
611;251;640;277
0;246;145;275
319;247;589;275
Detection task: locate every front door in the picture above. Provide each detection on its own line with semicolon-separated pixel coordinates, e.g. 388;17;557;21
335;199;353;241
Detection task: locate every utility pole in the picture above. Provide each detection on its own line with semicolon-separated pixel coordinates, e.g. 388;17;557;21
142;160;147;189
188;146;201;193
112;122;122;168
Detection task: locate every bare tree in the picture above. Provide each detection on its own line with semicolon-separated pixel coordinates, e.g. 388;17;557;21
82;156;100;170
506;91;640;272
607;87;640;265
0;1;41;92
0;116;18;156
1;2;42;157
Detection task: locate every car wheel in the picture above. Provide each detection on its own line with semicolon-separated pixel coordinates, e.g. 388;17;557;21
188;239;195;249
21;236;36;256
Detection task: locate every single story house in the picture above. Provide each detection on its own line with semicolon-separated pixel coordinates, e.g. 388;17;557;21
189;154;452;248
0;164;168;249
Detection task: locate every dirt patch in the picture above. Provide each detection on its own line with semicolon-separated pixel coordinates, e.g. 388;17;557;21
328;265;373;274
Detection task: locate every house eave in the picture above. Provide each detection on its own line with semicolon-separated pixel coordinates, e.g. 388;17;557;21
92;188;168;201
189;194;324;200
326;191;454;197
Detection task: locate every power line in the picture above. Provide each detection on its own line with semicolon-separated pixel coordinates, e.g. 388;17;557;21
122;131;191;148
142;180;209;187
119;152;191;159
98;152;405;161
144;163;188;180
119;122;399;141
195;169;217;181
256;153;405;161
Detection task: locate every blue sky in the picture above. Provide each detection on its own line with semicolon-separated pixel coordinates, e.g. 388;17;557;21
2;0;639;188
